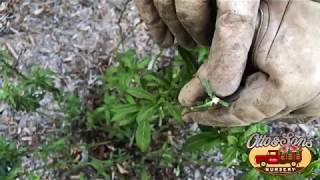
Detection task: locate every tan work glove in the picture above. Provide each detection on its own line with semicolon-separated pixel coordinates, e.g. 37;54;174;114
135;0;320;126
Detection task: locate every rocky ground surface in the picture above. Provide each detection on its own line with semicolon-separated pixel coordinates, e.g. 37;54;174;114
0;0;319;179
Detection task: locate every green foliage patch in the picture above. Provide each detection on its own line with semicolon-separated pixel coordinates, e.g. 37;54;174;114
1;47;320;179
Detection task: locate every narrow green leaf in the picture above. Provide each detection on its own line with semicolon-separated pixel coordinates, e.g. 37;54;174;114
302;159;320;177
136;119;151;152
88;158;110;178
197;46;209;64
241;153;248;162
228;127;245;134
282;175;306;180
140;169;150;180
116;116;136;126
117;49;136;69
227;135;238;146
143;73;169;88
243;123;268;140
183;132;218;152
199;77;214;98
218;99;229;107
125;95;136;104
223;147;238;167
110;104;139;114
137;58;150;69
0;89;6;99
126;88;154;101
241;169;260;180
177;46;198;73
111;112;135;122
166;104;182;122
136;106;156;123
79;174;85;180
261;174;282;180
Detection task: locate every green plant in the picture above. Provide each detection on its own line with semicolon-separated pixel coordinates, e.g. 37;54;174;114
0;49;81;177
189;77;229;112
81;49;198;178
0;49;59;112
0;49;80;121
1;46;320;180
0;137;26;179
0;47;194;178
183;123;268;167
86;49;192;152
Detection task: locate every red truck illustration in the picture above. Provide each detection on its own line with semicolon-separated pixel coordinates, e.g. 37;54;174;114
255;149;302;167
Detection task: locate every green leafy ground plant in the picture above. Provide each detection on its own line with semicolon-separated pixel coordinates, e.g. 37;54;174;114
0;137;26;179
87;49;192;151
1;47;320;179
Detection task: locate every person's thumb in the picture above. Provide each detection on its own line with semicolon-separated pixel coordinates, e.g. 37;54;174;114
178;75;206;107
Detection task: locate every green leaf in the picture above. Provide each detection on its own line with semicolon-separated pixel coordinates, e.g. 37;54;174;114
302;159;320;177
243;123;268;140
140;169;150;180
125;95;136;104
104;66;119;85
227;135;238;146
177;46;198;73
0;89;6;99
44;139;67;153
183;132;218;153
110;104;139;114
88;158;110;178
166;104;182;122
137;58;150;69
136;106;156;123
228;127;245;134
109;103;139;123
282;175;306;180
118;73;133;90
241;169;260;180
199;77;214;98
79;174;85;180
111;112;135;122
143;73;169;88
197;77;229;107
117;49;136;69
27;174;41;180
126;88;155;101
241;153;248;162
116;116;135;126
223;147;238;167
136;119;151;152
197;46;209;64
218;99;229;107
261;174;282;180
86;107;106;128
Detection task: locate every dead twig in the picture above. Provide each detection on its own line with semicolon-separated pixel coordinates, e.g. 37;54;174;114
5;42;18;60
116;0;130;51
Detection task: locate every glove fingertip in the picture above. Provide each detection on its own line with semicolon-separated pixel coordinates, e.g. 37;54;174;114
182;112;194;123
178;77;206;106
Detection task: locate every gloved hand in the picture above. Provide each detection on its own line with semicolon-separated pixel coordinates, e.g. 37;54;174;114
134;0;320;126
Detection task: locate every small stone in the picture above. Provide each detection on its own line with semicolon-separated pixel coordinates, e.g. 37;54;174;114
33;7;45;16
194;169;201;180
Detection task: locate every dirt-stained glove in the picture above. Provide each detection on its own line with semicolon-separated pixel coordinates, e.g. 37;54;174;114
134;0;216;48
135;0;320;127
